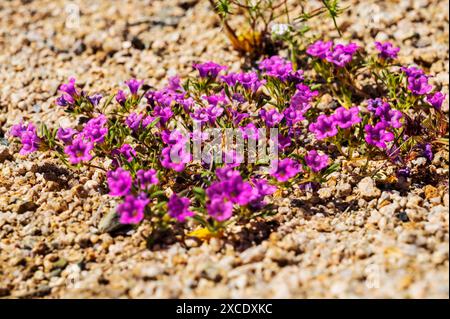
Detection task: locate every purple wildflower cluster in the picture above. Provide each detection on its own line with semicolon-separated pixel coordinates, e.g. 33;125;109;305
194;61;227;78
363;98;402;149
270;158;301;182
117;194;149;224
168;194;194;222
374;41;400;60
309;106;361;140
205;167;276;221
59;114;109;164
307;40;359;67
221;71;265;92
8;37;448;237
160;130;191;172
56;77;80;107
125;112;154;132
401;66;432;96
106;166;161;224
259;56;304;82
9;122;40;155
305;150;329;172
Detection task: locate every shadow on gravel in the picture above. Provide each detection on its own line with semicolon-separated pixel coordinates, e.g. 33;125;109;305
291;198;359;218
36;163;72;189
225;218;280;252
143;218;280;253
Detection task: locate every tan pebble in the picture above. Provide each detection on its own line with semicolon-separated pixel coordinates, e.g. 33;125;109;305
424;185;439;199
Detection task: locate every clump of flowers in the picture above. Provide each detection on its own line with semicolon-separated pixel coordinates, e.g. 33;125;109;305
8;37;447;243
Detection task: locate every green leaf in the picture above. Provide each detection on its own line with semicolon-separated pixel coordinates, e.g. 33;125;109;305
102;94;115;112
151;190;167;199
323;161;341;177
153;201;167;211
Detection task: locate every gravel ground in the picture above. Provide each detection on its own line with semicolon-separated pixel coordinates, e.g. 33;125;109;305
0;0;448;298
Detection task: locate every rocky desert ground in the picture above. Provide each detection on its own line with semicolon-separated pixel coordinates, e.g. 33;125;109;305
0;0;448;298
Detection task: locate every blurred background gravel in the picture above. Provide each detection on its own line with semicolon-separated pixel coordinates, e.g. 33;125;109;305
0;0;448;298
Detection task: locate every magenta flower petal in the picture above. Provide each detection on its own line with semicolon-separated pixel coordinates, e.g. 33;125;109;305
107;167;133;197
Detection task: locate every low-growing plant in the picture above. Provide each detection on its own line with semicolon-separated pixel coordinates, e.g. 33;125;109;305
209;0;344;59
9;39;448;242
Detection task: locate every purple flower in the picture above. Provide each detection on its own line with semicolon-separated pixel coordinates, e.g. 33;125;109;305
160;142;191;172
167;75;182;92
167;194;194;222
64;137;94;164
81;115;108;144
178;96;194;111
237;72;264;91
18;124;40;155
190;107;209;124
107;167;132;197
223;175;254;205
309;115;338;140
125;78;144;95
259;55;296;81
426;92;446;110
88;94;103;106
146;89;175;108
305;150;329;172
152;106;173;125
9;121;28;138
260;108;284;127
332;106;361;129
193;61;226;78
215;166;240;181
401;66;425;78
161;129;187;145
221;73;240;86
249;178;277;207
373;103;403;128
203;92;227;107
364;122;394;149
252;178;276;197
283;106;305;126
206;105;224;123
59;77;78;98
117;194;149;224
112;144;136;163
277;134;292;151
291;84;318;106
207;196;233;221
407;75;432;95
191;129;209;145
136;169;159;190
287;70;304;83
125;112;152;132
56;94;74;107
240;122;261;140
87;114;108;127
374;41;400;60
56;77;79;107
230;109;249;125
232;93;246;104
116;90;127;106
57;127;77;144
326;43;359;67
367;98;386;113
270;158;301;182
306;40;333;59
207;170;254;206
422;143;433;162
259;55;292;78
82;125;108;144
